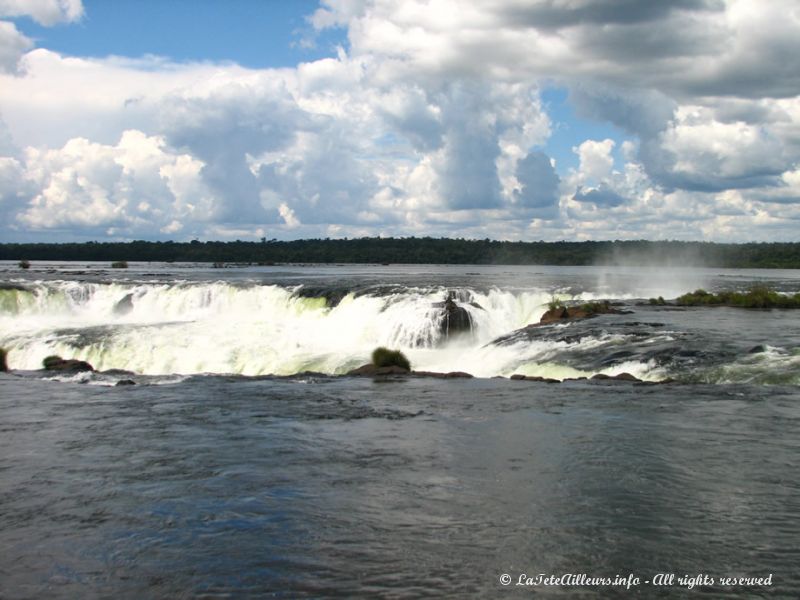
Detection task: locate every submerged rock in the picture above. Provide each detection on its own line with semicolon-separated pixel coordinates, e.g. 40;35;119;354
412;370;474;379
115;379;136;386
346;364;473;378
42;355;94;372
509;373;560;383
748;344;768;354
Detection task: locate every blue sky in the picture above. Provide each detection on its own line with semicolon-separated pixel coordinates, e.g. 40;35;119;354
1;0;799;242
13;0;344;68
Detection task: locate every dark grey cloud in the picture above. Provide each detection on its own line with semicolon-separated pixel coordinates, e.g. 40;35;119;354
568;84;675;138
160;86;309;224
573;185;627;207
436;84;503;210
498;0;722;29
377;86;444;152
515;151;560;211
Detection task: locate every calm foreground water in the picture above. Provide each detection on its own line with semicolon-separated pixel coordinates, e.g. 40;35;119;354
1;262;799;598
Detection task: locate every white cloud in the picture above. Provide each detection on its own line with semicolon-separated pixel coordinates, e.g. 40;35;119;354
0;0;83;26
278;202;300;228
2;0;800;242
13;130;218;236
0;20;31;73
0;0;82;73
574;139;616;184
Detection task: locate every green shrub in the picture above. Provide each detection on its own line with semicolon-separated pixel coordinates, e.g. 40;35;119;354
42;355;63;369
547;296;565;312
371;347;411;370
579;300;610;314
111;261;128;269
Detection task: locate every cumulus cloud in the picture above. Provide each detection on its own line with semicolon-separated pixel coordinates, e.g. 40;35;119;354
0;0;82;73
0;20;31;73
9;130;218;237
2;0;800;242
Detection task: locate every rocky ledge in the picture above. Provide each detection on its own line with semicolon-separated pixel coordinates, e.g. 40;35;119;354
42;355;95;372
538;300;627;324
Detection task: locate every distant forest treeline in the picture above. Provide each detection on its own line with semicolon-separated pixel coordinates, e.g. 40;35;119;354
2;238;800;268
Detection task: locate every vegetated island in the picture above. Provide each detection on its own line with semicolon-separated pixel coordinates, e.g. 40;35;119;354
3;239;800;268
667;286;800;308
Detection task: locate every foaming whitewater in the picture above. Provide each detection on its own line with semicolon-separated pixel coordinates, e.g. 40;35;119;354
2;268;798;384
1;281;569;377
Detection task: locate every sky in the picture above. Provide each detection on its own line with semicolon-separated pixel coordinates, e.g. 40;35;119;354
1;0;799;243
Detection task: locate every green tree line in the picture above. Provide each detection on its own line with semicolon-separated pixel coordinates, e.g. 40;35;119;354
2;238;800;268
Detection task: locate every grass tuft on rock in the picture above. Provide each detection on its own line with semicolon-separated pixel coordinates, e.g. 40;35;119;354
547;297;566;312
371;347;411;371
18;260;30;269
111;261;128;269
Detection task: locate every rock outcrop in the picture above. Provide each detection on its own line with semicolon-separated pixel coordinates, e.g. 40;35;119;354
346;363;473;378
434;292;474;338
539;300;624;324
590;372;641;382
347;363;411;376
42;355;94;372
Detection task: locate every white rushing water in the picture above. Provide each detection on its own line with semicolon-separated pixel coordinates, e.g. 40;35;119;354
0;280;663;379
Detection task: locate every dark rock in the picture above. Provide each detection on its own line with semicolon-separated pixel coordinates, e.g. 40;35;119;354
413;370;474;379
748;344;768;354
440;371;473;379
346;363;410;376
295;286;350;308
613;372;641;381
0;348;7;372
113;293;134;316
435;292;474;337
509;373;560;383
42;355;94;372
291;371;329;379
591;372;641;382
101;368;136;376
115;379;136;386
346;364;473;379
